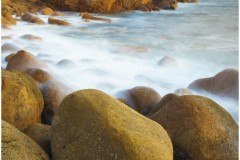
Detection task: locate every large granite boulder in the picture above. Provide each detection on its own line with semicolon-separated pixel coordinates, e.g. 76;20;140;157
6;50;46;72
188;68;239;100
2;120;49;160
2;70;44;131
51;89;173;160
150;95;238;160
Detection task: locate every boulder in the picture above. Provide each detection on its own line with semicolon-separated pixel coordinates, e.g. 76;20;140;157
157;56;177;67
51;89;173;160
26;68;53;84
150;95;238;160
80;12;112;22
21;12;45;24
174;88;192;95
41;80;67;125
19;34;43;41
126;86;162;115
5;53;15;62
2;70;44;131
41;7;54;15
147;93;178;116
188;68;239;99
6;50;46;72
2;43;20;53
2;120;49;160
48;17;71;26
23;123;51;156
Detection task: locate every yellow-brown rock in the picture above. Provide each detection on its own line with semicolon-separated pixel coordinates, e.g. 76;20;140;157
2;70;44;131
51;89;173;160
6;50;46;72
81;12;112;22
23;123;51;156
21;12;45;24
150;95;238;160
2;120;49;160
48;17;71;26
5;53;15;62
41;7;54;15
26;68;53;84
19;34;43;41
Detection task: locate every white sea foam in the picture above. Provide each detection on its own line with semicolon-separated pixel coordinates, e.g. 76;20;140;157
2;0;238;121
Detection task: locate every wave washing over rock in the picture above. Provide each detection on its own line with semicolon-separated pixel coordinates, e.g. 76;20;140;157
1;0;239;159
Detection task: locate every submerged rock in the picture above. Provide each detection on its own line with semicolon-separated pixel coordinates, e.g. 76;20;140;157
150;95;238;160
23;123;51;157
6;50;46;72
81;12;112;22
178;0;197;2
2;43;20;53
51;89;173;160
56;59;76;67
21;12;45;24
2;70;44;131
2;120;49;160
188;68;239;100
51;11;65;16
48;17;71;26
26;68;53;84
174;88;192;95
157;56;177;67
19;34;43;41
41;80;67;125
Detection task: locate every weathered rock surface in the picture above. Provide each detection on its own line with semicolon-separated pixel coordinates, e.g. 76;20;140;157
48;17;71;25
2;9;16;27
188;68;239;99
21;12;45;24
2;120;49;160
51;89;173;160
2;70;44;131
150;95;238;160
81;12;112;22
23;123;51;156
6;50;46;72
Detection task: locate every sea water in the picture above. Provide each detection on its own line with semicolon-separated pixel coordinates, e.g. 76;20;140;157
1;0;238;121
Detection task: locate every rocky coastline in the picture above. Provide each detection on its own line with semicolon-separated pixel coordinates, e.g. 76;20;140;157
1;0;239;160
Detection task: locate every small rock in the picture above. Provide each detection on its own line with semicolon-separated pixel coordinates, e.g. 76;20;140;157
19;34;43;41
21;12;45;25
157;56;177;67
48;17;71;26
80;12;112;22
41;7;54;15
2;43;20;53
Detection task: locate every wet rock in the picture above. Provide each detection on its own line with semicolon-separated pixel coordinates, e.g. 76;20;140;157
6;50;46;72
26;68;53;84
2;120;49;160
21;12;45;24
178;0;197;2
80;12;112;22
56;59;76;67
41;7;54;15
51;89;173;160
41;80;67;125
135;4;152;11
188;68;239;100
23;123;51;157
2;35;12;40
157;56;177;67
150;95;238;160
116;44;150;54
152;0;178;10
5;53;15;62
2;43;20;53
2;70;44;131
19;34;43;41
174;88;192;95
127;86;162;115
48;17;71;26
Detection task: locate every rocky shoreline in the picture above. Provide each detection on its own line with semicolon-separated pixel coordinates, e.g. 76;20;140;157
1;0;239;160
